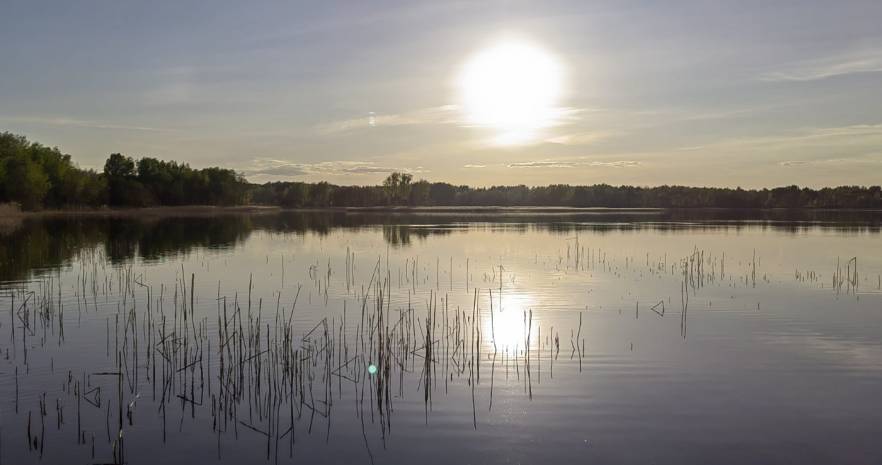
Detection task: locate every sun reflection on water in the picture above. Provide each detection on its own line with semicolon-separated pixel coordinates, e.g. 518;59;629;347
484;291;536;350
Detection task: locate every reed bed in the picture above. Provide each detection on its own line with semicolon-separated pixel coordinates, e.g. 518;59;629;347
0;236;873;464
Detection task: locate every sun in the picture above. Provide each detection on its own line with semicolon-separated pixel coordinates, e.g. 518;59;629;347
458;39;563;144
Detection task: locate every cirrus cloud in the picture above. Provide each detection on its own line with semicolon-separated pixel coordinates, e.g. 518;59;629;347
241;158;426;180
507;159;640;169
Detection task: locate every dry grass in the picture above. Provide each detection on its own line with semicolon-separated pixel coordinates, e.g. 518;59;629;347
0;202;23;234
0;202;22;216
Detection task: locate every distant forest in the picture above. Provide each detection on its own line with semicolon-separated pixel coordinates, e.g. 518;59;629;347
2;132;881;211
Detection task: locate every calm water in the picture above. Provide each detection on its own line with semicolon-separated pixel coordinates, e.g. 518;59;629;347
1;209;881;464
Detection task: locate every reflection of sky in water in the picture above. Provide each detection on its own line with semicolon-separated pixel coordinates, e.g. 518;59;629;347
1;212;881;464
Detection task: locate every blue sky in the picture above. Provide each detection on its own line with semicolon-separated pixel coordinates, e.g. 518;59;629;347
2;0;881;187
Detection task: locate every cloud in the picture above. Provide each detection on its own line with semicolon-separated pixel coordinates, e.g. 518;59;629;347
248;3;472;46
463;164;486;169
760;49;882;82
0;115;172;132
803;124;882;138
316;106;459;135
337;164;408;174
669;124;882;170
244;163;309;177
509;160;577;168
316;105;590;138
544;131;614;145
778;160;811;167
508;159;640;169
682;124;882;152
779;157;882;167
588;160;641;168
241;158;426;179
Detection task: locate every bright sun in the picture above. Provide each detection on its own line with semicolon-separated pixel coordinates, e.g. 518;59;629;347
458;39;563;144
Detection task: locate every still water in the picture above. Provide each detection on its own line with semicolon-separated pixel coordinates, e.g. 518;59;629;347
1;209;881;464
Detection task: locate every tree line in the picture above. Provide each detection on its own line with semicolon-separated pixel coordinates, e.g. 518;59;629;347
2;131;881;210
0;132;247;209
252;178;882;209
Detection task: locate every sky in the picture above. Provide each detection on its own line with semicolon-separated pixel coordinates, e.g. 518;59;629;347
2;0;881;188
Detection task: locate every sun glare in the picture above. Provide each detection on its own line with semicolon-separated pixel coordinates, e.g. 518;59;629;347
458;39;563;144
484;292;536;350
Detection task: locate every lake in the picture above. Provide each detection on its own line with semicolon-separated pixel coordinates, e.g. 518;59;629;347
1;209;881;464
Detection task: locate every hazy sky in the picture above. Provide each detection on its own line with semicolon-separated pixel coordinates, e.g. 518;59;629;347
2;0;881;188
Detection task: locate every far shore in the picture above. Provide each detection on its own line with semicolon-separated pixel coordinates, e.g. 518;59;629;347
1;204;282;218
1;203;669;217
2;203;881;220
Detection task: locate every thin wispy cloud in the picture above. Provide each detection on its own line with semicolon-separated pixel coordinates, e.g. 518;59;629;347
247;2;473;48
0;115;173;132
669;124;882;173
315;106;459;135
680;124;882;152
244;162;309;177
316;105;588;138
459;107;585;132
544;131;614;146
242;158;426;179
509;160;578;168
778;160;811;167
508;159;640;169
779;156;882;167
588;160;641;168
760;49;882;82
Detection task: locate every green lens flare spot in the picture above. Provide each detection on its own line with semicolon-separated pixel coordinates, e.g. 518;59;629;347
367;364;378;375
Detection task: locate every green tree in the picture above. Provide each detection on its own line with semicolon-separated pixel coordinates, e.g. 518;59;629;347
309;182;332;207
3;156;50;209
383;172;413;205
104;153;136;178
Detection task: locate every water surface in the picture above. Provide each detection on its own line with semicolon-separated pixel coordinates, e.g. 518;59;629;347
1;209;881;464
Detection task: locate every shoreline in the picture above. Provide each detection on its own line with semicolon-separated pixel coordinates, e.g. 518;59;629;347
1;204;282;218
3;204;882;218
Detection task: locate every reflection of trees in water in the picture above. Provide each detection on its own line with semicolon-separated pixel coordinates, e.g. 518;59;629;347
131;216;254;262
382;224;450;247
1;209;879;282
0;216;253;282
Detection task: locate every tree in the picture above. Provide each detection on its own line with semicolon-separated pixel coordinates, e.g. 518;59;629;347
409;180;431;206
383;172;413;205
309;182;332;207
428;182;458;205
104;153;143;206
104;153;136;178
3;156;50;209
281;183;310;208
